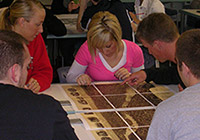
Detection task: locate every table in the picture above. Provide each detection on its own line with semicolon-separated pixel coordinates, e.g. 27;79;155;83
46;14;87;67
42;82;178;140
180;9;200;33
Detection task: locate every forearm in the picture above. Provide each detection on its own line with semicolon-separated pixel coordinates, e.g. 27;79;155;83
77;0;89;31
144;66;180;85
66;60;87;83
131;64;144;73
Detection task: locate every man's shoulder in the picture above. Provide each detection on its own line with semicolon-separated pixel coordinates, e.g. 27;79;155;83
156;89;193;112
1;84;58;108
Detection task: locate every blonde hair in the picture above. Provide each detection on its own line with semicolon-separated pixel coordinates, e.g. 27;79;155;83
87;11;122;59
0;0;44;30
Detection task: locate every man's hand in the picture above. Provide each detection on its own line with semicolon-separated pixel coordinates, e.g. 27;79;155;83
68;1;80;12
121;70;147;85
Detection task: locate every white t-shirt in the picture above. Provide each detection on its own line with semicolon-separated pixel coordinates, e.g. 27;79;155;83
134;0;165;21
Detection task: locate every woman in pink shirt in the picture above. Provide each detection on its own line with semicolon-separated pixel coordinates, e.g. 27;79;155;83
66;11;144;85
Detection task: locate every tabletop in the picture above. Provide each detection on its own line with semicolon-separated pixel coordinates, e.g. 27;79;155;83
47;14;86;39
42;82;178;140
180;9;200;33
180;9;200;18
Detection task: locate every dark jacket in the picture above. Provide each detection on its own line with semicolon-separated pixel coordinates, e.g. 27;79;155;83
81;0;133;41
51;0;79;14
144;62;186;89
0;83;78;140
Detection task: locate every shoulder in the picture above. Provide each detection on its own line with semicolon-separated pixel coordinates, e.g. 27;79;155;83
123;40;142;52
5;85;59;109
78;41;89;52
75;41;91;59
29;34;45;47
12;86;60;110
156;91;186;115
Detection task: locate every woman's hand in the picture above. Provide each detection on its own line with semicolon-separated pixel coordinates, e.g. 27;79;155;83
24;78;40;93
76;74;91;85
121;70;147;86
114;68;130;80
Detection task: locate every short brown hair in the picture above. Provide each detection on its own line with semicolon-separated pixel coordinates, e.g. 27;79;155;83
176;29;200;79
136;13;179;44
0;30;27;79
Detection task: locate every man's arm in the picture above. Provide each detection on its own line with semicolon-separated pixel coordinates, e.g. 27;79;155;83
144;65;180;85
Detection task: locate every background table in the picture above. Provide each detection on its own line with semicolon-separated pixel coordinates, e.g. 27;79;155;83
180;9;200;33
46;14;86;67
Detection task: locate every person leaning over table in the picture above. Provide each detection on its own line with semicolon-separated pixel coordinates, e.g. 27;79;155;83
76;0;133;41
66;11;144;85
51;0;80;14
147;29;200;140
122;13;186;90
0;0;53;93
0;30;78;140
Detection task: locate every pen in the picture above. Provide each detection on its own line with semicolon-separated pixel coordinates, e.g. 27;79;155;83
131;20;137;24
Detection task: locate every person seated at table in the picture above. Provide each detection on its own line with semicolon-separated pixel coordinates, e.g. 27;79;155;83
129;0;165;32
0;30;78;140
51;0;80;14
0;0;67;43
76;0;133;41
146;29;200;140
66;11;144;85
122;13;185;90
0;0;53;93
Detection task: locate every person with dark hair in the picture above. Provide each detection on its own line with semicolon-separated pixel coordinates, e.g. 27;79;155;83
51;0;80;14
147;29;200;140
0;30;78;140
123;13;185;90
77;0;133;41
0;0;53;93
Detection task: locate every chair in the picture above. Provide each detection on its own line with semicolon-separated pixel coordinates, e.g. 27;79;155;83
165;8;179;26
57;66;70;83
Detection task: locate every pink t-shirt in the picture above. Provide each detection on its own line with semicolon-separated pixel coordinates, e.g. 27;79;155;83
75;39;144;81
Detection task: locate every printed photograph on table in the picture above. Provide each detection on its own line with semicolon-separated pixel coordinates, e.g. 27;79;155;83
62;81;174;140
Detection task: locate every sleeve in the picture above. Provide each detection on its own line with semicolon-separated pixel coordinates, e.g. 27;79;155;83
66;60;87;83
51;0;70;14
130;42;144;68
131;65;144;73
151;0;165;13
144;64;180;85
52;99;79;140
44;6;67;36
74;41;91;65
80;7;95;30
28;34;53;92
